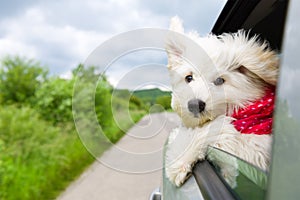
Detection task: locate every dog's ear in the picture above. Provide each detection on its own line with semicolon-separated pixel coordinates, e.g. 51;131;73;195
226;31;280;86
238;49;279;86
169;16;184;33
166;16;185;69
165;39;185;69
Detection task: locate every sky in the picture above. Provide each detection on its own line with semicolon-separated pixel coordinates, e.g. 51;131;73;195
0;0;226;85
1;1;299;126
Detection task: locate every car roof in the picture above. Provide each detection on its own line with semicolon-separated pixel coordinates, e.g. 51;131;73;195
211;0;289;51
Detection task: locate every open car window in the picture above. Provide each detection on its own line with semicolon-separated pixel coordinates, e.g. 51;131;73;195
206;146;268;199
162;139;205;200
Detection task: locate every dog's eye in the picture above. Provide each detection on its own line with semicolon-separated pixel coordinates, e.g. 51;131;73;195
185;75;193;83
214;77;225;86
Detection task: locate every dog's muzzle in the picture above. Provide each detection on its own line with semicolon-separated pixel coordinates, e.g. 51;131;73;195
187;99;206;116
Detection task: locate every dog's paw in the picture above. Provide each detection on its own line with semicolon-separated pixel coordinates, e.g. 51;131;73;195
166;162;192;187
221;166;238;188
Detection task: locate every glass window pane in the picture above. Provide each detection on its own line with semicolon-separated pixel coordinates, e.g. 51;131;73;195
207;146;268;199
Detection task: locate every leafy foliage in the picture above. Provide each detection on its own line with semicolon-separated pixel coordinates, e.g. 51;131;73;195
129;95;143;109
95;78;114;130
0;105;94;200
156;95;172;110
72;65;114;134
0;56;47;104
34;77;74;124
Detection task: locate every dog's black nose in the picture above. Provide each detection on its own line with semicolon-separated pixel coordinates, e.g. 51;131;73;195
187;99;206;115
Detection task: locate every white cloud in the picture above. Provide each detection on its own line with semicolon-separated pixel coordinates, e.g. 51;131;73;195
107;63;170;90
0;5;109;75
0;0;226;86
0;37;37;58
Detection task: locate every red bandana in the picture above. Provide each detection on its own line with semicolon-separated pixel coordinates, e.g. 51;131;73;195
231;87;275;135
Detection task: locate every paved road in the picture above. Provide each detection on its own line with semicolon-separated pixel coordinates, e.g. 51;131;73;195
57;112;180;200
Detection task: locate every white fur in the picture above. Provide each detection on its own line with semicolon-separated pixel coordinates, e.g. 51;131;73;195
165;17;278;187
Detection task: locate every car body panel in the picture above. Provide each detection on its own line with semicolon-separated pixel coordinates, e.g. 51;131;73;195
267;0;300;199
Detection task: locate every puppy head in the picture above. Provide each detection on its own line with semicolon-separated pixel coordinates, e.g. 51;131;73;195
215;31;279;111
166;17;279;128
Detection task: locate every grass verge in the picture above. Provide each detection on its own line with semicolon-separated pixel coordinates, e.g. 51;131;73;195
0;105;146;200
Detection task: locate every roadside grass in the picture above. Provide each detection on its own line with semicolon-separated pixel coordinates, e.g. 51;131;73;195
0;105;146;200
0;105;94;200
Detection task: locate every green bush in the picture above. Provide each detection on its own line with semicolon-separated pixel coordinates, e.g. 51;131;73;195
129;95;145;109
0;105;94;200
72;66;116;142
95;78;114;130
155;95;172;110
34;77;74;124
34;67;113;130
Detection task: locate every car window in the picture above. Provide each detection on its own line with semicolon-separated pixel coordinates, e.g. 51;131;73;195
206;146;268;199
162;139;205;200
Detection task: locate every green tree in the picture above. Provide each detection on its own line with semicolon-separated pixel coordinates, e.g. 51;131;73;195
0;56;48;104
34;77;74;124
95;77;113;130
73;64;113;127
155;95;172;110
72;64;99;83
129;95;143;109
35;65;113;127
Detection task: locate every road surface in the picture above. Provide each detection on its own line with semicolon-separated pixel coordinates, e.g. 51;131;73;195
57;112;180;200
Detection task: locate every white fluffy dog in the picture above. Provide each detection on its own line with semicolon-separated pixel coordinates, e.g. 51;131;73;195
165;16;278;187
